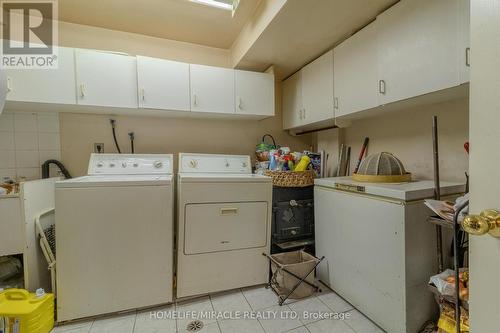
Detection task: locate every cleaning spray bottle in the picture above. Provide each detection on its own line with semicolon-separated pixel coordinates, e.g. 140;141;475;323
294;155;310;172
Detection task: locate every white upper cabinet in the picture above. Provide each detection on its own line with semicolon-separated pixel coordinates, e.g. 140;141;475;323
282;71;303;130
75;49;138;108
377;0;460;105
136;56;190;111
282;0;468;126
4;45;275;119
334;21;379;117
6;46;76;104
459;0;470;84
282;51;335;130
190;64;234;114
235;70;274;116
301;50;334;124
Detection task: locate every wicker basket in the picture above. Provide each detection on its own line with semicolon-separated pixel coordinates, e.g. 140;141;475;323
264;170;315;187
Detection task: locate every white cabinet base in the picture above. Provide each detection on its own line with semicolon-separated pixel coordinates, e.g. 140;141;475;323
315;186;439;333
334;84;468;125
3;100;272;120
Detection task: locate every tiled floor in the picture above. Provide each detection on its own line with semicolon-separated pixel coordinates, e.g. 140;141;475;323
51;284;384;333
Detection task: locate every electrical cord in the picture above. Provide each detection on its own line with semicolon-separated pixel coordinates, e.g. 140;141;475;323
128;132;135;154
110;119;121;153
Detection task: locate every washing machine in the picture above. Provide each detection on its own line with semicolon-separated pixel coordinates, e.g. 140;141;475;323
176;153;272;298
55;154;174;322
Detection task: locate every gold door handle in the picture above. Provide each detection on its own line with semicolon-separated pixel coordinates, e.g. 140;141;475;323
462;209;500;237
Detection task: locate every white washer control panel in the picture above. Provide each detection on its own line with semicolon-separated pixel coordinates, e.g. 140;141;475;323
179;153;251;174
88;154;173;175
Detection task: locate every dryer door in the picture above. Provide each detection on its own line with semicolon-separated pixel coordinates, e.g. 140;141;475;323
184;201;268;254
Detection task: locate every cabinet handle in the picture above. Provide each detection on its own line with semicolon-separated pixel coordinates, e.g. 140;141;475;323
238;97;242;109
466;47;471;67
303;108;306;119
334;97;339;109
79;84;86;98
6;77;11;92
193;93;198;106
299;109;303;120
140;88;145;101
379;80;386;94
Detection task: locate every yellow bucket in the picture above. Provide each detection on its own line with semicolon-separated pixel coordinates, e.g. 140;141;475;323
0;289;54;333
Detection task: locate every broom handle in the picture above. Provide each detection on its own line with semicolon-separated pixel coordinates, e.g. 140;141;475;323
354;137;370;174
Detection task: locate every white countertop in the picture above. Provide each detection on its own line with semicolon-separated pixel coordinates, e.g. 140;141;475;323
315;176;465;201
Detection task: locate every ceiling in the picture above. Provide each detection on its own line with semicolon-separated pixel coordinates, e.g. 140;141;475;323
58;0;398;80
237;0;397;79
58;0;261;49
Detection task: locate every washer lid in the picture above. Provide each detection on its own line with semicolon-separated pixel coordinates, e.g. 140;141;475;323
179;153;251;174
56;175;172;188
88;154;173;175
179;173;271;183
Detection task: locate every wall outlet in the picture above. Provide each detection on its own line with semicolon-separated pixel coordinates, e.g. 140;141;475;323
94;143;104;153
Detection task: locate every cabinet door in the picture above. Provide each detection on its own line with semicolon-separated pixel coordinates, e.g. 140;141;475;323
459;0;470;84
334;21;379;117
75;50;138;108
0;197;23;256
235;70;274;116
136;56;190;111
377;0;460;104
190;64;234;114
301;50;334;124
282;71;302;129
6;46;76;104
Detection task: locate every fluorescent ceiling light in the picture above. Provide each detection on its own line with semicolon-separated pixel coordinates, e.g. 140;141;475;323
190;0;233;11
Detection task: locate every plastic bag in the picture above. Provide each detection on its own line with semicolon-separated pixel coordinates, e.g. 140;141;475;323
429;268;467;297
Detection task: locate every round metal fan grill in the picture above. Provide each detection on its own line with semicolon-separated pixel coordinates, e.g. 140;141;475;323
352;152;411;183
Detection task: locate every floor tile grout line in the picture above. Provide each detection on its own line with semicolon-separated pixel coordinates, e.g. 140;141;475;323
131;311;137;333
174;307;178;333
214;319;223;333
240;287;259;313
208;293;217;331
250;296;268;333
315;292;354;314
343;309;385;333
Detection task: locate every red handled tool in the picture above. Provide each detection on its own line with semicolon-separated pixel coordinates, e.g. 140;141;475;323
354;137;370;174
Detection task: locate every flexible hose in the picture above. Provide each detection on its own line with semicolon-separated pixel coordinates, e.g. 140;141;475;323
41;159;72;179
110;119;121;153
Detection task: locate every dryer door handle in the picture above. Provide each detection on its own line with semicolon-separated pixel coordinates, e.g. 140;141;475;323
220;208;239;215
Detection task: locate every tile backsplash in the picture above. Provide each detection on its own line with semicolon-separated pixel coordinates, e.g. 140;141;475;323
0;111;61;182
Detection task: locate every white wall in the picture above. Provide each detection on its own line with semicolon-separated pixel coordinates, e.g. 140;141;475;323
315;98;469;182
